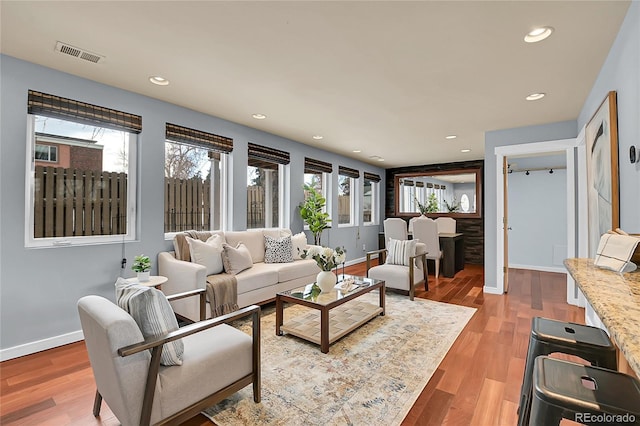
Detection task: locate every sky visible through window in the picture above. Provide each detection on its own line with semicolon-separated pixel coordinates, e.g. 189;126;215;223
34;116;128;172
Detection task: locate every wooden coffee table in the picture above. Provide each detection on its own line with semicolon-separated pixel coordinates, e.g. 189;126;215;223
275;275;385;353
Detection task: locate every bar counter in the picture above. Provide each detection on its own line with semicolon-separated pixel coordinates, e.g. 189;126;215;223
564;258;640;377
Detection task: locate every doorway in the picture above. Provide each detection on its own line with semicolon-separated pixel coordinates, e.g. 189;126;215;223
494;138;583;306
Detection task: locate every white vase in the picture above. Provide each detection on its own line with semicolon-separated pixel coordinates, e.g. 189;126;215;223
137;271;150;282
316;270;336;292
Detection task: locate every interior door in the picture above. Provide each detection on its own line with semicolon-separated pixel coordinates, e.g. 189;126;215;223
503;157;509;293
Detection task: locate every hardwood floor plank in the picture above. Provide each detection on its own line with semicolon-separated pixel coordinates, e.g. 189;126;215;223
0;263;584;426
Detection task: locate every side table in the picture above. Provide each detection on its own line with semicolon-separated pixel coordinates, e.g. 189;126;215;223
125;275;168;291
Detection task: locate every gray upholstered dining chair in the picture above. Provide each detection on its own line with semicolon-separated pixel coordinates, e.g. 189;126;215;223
383;218;408;247
77;289;260;426
435;217;457;234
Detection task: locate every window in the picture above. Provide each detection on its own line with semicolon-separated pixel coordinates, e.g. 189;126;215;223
363;172;380;225
26;90;141;246
304;157;332;220
35;144;58;162
247;143;290;229
338;166;359;226
164;123;232;234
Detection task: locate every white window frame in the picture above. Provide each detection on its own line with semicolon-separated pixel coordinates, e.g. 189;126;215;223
363;178;378;226
25;115;138;248
246;161;287;230
163;147;229;240
35;144;58;162
338;175;356;228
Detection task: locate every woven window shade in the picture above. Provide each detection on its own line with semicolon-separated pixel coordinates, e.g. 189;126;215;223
426;183;434;188
363;172;381;182
166;123;233;153
304;157;333;174
415;182;424;188
248;143;290;169
28;90;142;134
441;185;446;190
338;166;360;179
434;184;441;189
403;180;414;186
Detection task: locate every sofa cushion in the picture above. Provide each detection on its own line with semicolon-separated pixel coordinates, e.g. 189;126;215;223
290;232;308;260
234;263;279;294
221;243;253;275
186;234;224;275
274;259;320;282
173;230;226;262
264;235;294;264
115;278;184;366
225;230;265;263
262;228;292;239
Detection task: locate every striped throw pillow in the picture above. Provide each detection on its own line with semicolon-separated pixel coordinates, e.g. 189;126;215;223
385;238;417;266
115;278;184;366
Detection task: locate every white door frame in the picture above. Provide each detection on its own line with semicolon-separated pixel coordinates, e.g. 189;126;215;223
494;138;583;305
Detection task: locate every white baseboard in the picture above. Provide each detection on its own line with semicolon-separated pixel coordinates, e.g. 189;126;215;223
345;255;376;267
483;286;503;295
0;330;84;361
509;264;567;274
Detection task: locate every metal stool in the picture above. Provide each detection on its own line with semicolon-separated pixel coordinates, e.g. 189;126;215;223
530;356;640;425
517;317;618;426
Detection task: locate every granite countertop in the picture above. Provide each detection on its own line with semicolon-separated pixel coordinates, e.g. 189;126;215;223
564;258;640;377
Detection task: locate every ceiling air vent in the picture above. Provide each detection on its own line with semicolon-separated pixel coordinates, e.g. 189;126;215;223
55;41;104;64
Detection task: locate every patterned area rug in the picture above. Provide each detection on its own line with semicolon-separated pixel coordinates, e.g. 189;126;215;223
202;292;476;425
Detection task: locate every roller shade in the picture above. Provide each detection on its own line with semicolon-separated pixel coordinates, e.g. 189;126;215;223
166;123;233;153
304;157;333;174
248;143;290;165
338;165;359;179
363;172;381;182
28;90;142;134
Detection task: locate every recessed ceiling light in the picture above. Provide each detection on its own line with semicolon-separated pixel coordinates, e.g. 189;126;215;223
252;113;267;120
353;149;362;153
526;93;546;101
312;135;323;140
461;149;471;153
524;26;554;43
377;158;385;162
149;76;169;86
445;135;457;140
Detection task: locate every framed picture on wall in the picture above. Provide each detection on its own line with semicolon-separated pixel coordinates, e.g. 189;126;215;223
585;91;619;256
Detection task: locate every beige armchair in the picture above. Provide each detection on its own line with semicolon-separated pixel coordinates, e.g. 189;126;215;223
77;289;260;426
366;248;427;300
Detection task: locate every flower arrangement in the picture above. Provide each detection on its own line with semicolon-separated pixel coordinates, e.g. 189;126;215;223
301;246;346;271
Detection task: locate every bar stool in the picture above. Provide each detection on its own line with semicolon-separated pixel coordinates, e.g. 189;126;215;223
530;356;640;425
517;317;618;426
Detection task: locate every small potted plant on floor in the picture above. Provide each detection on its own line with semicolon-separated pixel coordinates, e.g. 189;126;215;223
132;255;152;282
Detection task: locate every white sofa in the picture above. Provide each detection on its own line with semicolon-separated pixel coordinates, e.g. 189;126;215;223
158;228;321;322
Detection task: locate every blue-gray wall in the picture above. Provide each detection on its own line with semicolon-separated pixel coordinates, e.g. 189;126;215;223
484;2;640;289
0;55;384;353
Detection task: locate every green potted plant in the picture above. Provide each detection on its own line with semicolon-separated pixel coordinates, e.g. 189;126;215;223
132;254;152;282
444;196;461;212
299;183;331;245
416;193;439;214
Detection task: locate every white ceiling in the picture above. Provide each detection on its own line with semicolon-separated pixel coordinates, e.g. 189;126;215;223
0;1;630;168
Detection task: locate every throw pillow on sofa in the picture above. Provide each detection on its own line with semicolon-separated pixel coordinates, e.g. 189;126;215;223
186;234;224;275
264;235;294;263
115;277;184;366
221;242;253;275
290;232;308;260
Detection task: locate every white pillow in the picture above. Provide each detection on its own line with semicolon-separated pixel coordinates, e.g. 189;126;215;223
291;232;308;260
386;238;417;266
186;234;224;275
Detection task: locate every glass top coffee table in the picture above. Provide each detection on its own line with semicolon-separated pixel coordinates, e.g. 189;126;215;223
275;275;385;353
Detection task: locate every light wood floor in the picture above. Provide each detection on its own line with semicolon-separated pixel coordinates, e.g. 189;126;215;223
0;263;584;425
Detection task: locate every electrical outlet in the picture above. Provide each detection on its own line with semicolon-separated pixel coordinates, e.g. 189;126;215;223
362;244;366;251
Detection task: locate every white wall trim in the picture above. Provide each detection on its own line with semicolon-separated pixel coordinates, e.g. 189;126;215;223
0;330;84;361
483;285;503;295
509;264;568;274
